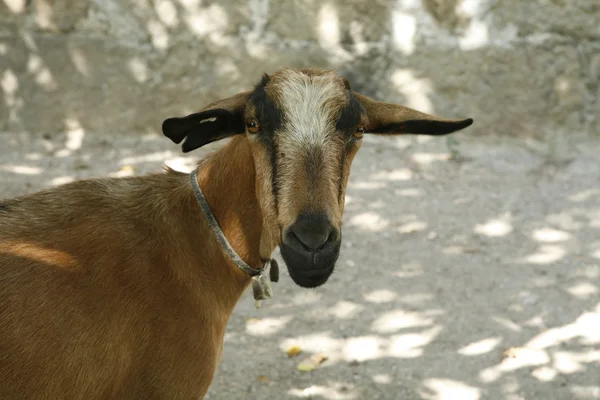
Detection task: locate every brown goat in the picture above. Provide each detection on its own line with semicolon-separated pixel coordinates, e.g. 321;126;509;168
0;68;473;399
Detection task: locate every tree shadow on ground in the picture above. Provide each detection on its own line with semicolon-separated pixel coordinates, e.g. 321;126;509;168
211;133;600;400
2;130;599;400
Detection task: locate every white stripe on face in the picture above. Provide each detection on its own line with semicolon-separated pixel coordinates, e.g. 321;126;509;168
274;70;345;151
268;69;348;224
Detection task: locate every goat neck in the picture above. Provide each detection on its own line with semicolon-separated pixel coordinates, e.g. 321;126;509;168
191;136;271;300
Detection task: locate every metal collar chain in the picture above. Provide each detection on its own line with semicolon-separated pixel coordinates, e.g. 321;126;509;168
189;169;278;308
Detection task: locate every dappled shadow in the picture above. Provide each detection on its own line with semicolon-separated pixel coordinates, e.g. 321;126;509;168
2;130;599;400
2;0;600;399
1;0;598;138
211;133;600;399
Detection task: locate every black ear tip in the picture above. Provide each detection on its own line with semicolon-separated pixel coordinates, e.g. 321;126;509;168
162;118;173;132
162;117;187;144
161;118;173;134
446;118;473;134
451;118;473;132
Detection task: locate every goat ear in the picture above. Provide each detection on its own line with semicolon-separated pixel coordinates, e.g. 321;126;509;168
353;92;473;136
162;91;251;153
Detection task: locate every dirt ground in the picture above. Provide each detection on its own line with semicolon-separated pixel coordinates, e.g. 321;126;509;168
2;130;599;400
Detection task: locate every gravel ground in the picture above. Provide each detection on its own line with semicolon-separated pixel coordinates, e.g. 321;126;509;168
2;130;599;400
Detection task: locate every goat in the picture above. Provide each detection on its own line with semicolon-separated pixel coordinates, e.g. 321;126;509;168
0;67;473;399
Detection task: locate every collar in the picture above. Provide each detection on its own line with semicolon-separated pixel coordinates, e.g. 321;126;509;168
189;169;277;307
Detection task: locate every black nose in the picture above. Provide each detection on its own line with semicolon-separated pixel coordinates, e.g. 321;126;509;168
287;213;336;251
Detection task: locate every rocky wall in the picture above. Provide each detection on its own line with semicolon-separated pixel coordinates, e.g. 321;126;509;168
1;0;599;138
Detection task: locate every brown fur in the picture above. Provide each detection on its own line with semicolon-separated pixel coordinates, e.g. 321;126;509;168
0;136;261;399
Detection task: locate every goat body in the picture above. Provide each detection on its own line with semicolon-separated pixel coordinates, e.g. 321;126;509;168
0;137;259;399
0;67;473;399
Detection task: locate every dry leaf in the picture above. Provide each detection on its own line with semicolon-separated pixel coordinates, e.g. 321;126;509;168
296;353;328;372
297;362;314;372
258;375;269;383
312;354;328;364
503;347;522;359
286;345;302;358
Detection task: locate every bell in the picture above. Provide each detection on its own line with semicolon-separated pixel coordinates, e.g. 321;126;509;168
252;259;277;309
269;259;280;283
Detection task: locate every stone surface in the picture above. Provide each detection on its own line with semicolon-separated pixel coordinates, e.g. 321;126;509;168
0;0;599;138
494;0;600;40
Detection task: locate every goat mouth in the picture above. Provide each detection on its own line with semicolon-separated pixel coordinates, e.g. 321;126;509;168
286;266;334;288
279;241;340;288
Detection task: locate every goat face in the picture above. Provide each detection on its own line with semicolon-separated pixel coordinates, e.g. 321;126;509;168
162;68;473;289
244;69;360;288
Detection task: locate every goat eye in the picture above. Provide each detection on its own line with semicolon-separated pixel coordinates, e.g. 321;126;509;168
354;126;365;139
246;120;260;134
